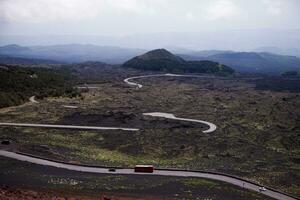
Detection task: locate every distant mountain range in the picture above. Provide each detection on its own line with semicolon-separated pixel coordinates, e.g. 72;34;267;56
0;55;62;65
2;30;299;51
122;49;234;75
1;44;300;74
180;51;300;74
254;46;300;57
0;44;145;64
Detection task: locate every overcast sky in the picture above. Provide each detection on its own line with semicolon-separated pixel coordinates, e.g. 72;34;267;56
0;0;299;50
0;0;299;36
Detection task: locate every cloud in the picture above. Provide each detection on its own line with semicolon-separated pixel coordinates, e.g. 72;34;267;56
185;12;196;21
0;0;299;36
0;0;161;23
263;0;283;16
107;0;140;12
206;0;240;20
106;0;158;14
0;0;104;23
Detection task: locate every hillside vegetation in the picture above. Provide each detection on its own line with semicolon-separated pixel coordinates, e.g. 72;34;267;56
123;49;234;75
0;64;79;108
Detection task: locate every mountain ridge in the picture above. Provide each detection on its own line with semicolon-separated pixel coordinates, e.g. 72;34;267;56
0;44;145;64
181;51;300;74
1;44;300;74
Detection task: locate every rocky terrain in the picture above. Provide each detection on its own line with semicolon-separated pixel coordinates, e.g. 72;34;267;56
0;67;299;197
0;186;174;200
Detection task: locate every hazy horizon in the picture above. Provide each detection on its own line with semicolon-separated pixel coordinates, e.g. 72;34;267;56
0;0;300;51
1;29;300;53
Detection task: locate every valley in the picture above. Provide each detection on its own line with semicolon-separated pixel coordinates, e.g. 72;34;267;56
0;64;299;198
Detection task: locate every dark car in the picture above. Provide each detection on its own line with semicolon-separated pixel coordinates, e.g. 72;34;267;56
1;140;10;145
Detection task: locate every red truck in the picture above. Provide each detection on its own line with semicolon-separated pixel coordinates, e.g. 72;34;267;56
134;165;154;173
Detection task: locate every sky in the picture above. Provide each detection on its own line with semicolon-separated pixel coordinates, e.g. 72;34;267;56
0;0;299;50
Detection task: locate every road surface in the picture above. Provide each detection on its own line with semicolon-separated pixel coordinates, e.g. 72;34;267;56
1;74;296;199
0;122;139;131
77;86;100;89
76;84;100;89
62;105;78;109
0;150;296;200
125;74;218;133
30;96;79;109
29;96;39;103
143;112;217;133
124;73;214;89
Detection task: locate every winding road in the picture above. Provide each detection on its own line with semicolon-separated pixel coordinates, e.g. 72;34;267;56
0;74;298;199
29;96;39;103
125;74;218;133
0;150;296;200
143;112;217;133
124;73;214;89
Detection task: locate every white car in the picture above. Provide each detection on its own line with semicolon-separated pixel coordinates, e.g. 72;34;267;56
259;187;267;192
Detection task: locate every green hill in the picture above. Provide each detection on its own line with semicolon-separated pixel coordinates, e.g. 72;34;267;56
122;49;234;75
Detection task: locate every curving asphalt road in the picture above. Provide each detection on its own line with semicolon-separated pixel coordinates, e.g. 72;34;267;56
30;97;78;109
0;122;139;131
143;112;217;133
124;73;214;89
29;96;39;103
76;83;100;89
124;74;217;133
1;74;297;199
0;150;296;200
62;105;79;109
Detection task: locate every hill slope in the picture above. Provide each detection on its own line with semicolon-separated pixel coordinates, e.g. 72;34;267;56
122;49;234;74
0;65;78;108
181;51;300;74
